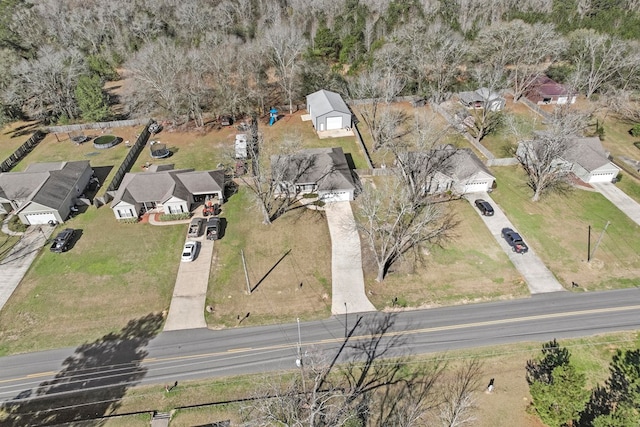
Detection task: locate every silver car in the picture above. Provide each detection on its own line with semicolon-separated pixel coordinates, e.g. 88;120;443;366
181;241;198;262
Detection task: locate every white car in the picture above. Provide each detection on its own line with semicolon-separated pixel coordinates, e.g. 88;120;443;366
181;241;198;262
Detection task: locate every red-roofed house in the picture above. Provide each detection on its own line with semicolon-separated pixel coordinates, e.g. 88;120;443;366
525;76;576;105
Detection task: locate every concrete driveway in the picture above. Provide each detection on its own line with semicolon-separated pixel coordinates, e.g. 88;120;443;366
163;233;213;331
467;193;565;294
591;182;640;226
0;224;54;311
324;201;376;315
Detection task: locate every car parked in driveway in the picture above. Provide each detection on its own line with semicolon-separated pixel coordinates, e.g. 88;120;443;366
50;228;74;253
474;199;494;216
501;227;529;254
181;241;198;262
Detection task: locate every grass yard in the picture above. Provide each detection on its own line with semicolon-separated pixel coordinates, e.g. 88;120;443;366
0;206;184;356
364;197;528;309
490;166;640;290
206;187;333;327
0;121;41;161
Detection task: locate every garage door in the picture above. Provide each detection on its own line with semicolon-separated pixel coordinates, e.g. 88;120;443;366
326;116;343;130
25;212;57;225
320;191;350;202
463;181;490;193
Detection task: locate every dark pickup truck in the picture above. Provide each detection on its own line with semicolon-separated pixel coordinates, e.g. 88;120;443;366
206;217;220;240
50;228;74;253
501;227;529;254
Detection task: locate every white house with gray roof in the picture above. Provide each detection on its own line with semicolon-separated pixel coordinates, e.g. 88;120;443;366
458;87;506;112
271;147;357;202
0;160;93;225
110;165;225;219
306;90;353;133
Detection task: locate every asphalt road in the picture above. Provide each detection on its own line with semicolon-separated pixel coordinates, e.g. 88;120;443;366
2;288;640;405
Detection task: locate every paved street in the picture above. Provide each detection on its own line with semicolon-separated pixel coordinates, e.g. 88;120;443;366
467;193;565;294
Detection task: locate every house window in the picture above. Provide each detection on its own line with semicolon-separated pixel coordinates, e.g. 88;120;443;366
118;209;134;218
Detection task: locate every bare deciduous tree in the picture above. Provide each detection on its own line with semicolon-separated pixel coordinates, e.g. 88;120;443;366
355;178;458;282
514;106;591;201
263;18;308;114
436;359;483;427
568;29;633;99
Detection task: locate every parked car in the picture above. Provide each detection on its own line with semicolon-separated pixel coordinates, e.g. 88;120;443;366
474;199;494;216
206;217;221;240
501;227;529;254
181;241;198;262
50;228;75;253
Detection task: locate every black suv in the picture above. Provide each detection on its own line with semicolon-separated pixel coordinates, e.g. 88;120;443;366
50;228;75;253
501;227;529;254
474;199;494;216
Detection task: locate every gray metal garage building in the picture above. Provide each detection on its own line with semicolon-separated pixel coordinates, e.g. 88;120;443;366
306;90;352;132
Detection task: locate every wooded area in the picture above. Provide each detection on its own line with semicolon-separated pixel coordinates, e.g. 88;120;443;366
0;0;639;127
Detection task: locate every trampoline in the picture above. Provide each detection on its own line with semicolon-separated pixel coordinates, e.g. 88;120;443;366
149;140;170;159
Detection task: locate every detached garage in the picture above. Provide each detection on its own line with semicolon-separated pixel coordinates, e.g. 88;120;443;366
306;90;352;132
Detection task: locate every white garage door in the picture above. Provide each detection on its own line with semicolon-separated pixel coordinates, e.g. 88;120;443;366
321;191;351;202
463;181;490;193
326;116;343;130
25;212;57;225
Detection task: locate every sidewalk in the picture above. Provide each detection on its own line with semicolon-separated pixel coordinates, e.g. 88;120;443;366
324;202;376;315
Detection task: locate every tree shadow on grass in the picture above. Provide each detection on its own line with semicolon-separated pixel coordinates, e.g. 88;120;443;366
0;312;164;426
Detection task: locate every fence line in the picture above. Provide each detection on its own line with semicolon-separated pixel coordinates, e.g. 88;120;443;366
487;157;519;167
352;122;374;170
46;118;149;134
105;120;155;193
0;130;47;173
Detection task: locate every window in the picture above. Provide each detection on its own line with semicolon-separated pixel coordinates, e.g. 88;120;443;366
118;209;134;218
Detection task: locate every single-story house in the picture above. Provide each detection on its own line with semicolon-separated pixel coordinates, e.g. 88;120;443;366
458;87;506;111
516;135;620;184
403;146;495;195
306;90;353;132
110;165;225;219
525;76;576;105
0;160;93;225
271;147;357;202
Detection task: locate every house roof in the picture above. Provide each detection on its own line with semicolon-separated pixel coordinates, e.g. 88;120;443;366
459;87;503;104
111;166;225;207
405;146;494;183
530;75;570;97
272;147;356;193
563;136;619;172
306;90;351;117
0;161;91;210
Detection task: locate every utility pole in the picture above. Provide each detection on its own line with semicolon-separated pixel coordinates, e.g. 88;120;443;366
296;317;306;393
344;302;348;338
587;225;591;262
589;221;610;262
241;249;251;294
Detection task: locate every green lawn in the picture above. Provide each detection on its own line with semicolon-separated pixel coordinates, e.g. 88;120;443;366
0;206;184;356
489;166;640;290
365;197;528;309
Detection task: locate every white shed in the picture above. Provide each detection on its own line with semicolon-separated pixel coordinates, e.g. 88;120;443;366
306;90;352;132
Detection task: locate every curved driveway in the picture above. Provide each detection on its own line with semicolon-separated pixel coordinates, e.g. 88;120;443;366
324;201;376;315
467;193;565;294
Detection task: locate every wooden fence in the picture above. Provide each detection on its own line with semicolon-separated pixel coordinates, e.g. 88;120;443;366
105;119;155;193
0;130;46;173
46;118;149;134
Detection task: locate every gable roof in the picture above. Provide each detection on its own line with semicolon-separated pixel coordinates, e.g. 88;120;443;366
306;90;351;116
459;87;503;104
0;161;90;210
530;75;570;97
562;136;617;172
111;167;225;207
272;147;356;192
405;146;494;182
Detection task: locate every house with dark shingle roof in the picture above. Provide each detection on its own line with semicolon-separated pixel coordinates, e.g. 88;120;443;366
306;90;353;133
271;147;357;202
0;161;93;225
110;165;225;219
